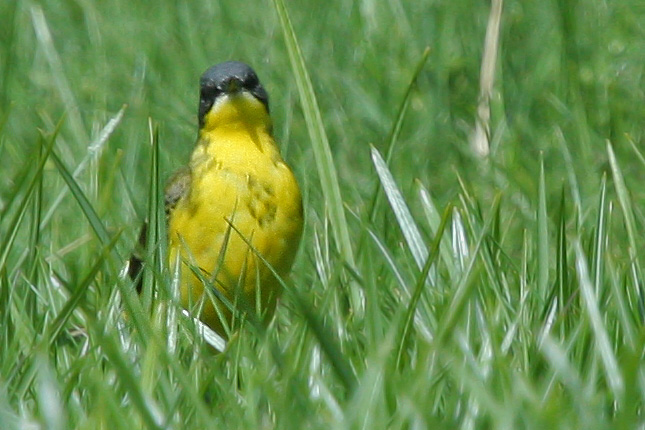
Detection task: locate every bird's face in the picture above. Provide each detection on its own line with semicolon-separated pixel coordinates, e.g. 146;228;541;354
198;61;270;131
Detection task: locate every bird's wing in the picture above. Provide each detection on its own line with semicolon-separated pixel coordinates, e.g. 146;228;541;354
164;165;192;215
128;165;192;290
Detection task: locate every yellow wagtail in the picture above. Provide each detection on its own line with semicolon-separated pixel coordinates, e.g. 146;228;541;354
132;61;303;337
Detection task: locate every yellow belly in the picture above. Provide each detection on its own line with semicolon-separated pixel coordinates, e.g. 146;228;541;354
167;128;303;336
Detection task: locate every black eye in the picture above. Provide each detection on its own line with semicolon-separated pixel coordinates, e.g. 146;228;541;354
244;73;259;88
201;85;219;100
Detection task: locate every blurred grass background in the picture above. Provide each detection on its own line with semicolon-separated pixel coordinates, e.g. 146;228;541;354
1;0;645;428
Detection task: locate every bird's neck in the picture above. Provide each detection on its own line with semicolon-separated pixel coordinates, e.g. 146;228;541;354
200;93;272;136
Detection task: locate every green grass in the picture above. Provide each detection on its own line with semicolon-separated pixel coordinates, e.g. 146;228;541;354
2;0;645;428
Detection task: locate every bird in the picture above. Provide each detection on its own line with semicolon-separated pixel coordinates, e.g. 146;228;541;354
130;61;304;339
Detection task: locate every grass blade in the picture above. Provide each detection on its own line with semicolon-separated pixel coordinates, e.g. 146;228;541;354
419;182;456;281
40;105;126;229
225;219;356;393
537;154;549;298
470;0;503;156
138;120;164;309
30;6;88;142
271;0;362;316
0;130;57;271
50;148;113;250
625;134;645;169
46;230;123;349
295;292;357;395
371;145;427;270
606;141;644;317
573;240;624;402
30;5;87;145
436;194;500;345
607;141;638;257
91;326;164;430
367;47;431;222
555;187;571;331
49;135;160;342
395;204;452;368
591;175;607;293
555;127;582;223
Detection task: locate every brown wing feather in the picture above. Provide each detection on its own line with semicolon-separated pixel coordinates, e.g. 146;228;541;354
164;165;191;215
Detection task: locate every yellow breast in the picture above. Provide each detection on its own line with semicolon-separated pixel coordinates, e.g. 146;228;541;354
167;94;303;336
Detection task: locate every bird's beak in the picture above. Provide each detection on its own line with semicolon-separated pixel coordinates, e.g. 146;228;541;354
224;77;242;93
